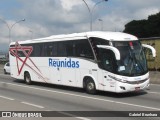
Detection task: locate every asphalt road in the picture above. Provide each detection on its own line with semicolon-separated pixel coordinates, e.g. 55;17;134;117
0;73;160;120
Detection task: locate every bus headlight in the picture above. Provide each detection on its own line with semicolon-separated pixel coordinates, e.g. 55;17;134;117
108;75;128;83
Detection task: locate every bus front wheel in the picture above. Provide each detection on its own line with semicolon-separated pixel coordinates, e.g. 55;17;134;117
85;78;96;94
24;72;32;85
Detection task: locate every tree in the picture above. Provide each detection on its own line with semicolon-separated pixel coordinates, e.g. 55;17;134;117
123;12;160;38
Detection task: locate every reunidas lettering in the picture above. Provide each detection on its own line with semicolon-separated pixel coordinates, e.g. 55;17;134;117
49;58;79;68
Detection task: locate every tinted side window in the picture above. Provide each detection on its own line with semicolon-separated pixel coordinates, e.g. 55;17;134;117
74;39;94;59
33;44;43;57
10;44;33;57
57;42;67;57
17;50;25;57
90;37;109;46
65;41;74;56
18;44;32;57
98;49;117;72
52;42;58;57
42;43;54;57
90;37;109;60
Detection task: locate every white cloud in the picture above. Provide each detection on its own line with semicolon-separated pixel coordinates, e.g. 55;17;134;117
134;8;160;20
0;0;160;50
60;0;83;11
60;0;94;11
93;13;129;31
0;36;9;44
118;0;160;8
114;0;160;20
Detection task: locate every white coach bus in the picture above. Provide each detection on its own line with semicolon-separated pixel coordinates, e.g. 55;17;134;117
9;31;156;94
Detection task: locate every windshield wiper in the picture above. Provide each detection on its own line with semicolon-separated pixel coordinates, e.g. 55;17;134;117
133;53;144;72
135;46;146;72
127;50;135;76
128;51;143;76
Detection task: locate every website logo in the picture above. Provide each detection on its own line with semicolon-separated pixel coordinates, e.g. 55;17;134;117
2;112;11;117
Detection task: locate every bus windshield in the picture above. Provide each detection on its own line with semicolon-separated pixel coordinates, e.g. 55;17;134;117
113;41;148;76
90;37;148;76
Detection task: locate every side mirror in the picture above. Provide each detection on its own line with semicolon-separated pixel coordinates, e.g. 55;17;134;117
97;45;121;60
142;44;156;58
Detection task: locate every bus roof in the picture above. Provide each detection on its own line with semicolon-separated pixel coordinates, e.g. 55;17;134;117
10;31;138;45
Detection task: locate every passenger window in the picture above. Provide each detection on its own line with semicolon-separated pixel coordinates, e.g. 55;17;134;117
57;42;67;57
52;43;58;57
41;43;54;57
65;41;74;56
17;50;25;57
74;39;94;59
33;44;43;57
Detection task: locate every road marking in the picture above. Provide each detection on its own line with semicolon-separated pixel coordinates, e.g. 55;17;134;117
58;111;91;120
21;102;44;109
0;74;10;76
148;91;160;95
1;82;160;111
44;110;91;120
0;95;15;100
76;117;91;120
150;84;160;86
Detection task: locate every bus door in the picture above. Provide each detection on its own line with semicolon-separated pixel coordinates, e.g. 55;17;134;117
98;49;116;92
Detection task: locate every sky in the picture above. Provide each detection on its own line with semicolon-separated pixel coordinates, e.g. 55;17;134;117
0;0;160;52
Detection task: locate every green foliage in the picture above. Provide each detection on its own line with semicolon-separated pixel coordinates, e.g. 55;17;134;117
123;12;160;38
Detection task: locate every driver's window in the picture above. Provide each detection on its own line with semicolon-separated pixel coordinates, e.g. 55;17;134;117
98;49;116;73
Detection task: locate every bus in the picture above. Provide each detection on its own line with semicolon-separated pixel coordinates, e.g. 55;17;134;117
9;31;156;94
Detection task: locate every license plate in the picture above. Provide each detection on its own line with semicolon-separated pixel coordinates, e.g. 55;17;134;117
135;87;140;91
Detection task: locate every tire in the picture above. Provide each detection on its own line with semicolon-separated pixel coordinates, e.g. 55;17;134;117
24;72;32;85
4;69;7;74
85;78;96;94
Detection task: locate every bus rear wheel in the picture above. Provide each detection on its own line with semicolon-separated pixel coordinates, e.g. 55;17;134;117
85;78;96;94
24;72;32;85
